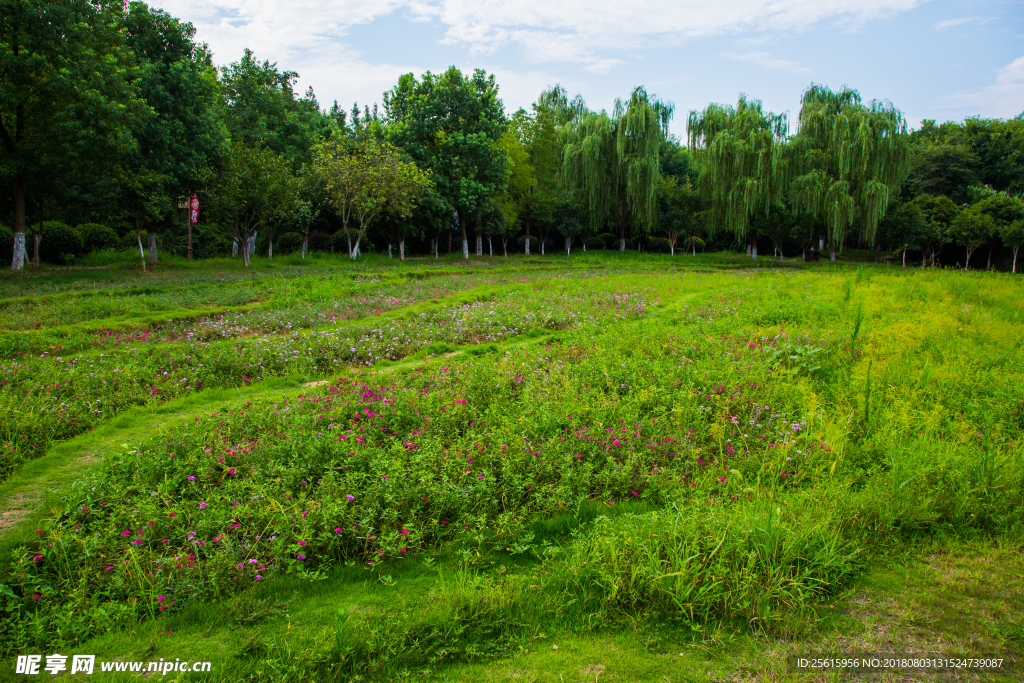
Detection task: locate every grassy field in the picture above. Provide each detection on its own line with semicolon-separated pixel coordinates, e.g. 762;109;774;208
0;250;1020;682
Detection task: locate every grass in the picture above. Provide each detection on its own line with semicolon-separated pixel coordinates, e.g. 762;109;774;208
0;251;1020;681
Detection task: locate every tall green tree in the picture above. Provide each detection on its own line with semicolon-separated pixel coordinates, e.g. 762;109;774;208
950;207;995;270
564;87;672;252
2;0;144;269
384;67;507;259
1001;219;1024;274
220;49;334;170
208;144;296;266
789;86;911;261
121;2;227;264
312;138;432;259
687;95;787;260
911;193;958;266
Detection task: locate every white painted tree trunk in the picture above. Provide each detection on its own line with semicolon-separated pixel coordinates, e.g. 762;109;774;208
232;238;239;257
524;237;530;255
148;231;157;264
248;232;257;260
388;243;393;258
268;239;273;260
565;236;572;255
137;231;146;270
399;239;405;261
476;235;482;256
302;235;307;259
619;238;625;251
462;239;469;259
1012;247;1018;274
487;236;492;257
11;232;25;270
541;239;545;255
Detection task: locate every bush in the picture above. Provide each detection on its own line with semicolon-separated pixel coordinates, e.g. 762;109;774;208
0;224;12;261
596;232;617;249
647;237;671;253
307;230;333;252
276;232;303;254
77;223;120;253
582;237;605;250
39;221;84;264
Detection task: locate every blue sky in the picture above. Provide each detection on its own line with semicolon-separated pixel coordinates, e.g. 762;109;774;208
160;0;1023;138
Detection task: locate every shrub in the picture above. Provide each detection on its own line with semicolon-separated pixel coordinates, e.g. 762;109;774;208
307;231;333;252
77;223;120;253
646;237;671;253
0;224;12;261
596;232;617;249
582;237;605;250
39;222;84;264
276;232;303;254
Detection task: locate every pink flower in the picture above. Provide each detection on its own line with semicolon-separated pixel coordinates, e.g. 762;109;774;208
168;513;176;517
199;502;207;509
32;594;41;600
346;494;354;501
400;548;406;554
400;530;409;535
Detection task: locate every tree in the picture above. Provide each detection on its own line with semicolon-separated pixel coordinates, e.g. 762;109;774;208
950;208;995;270
911;193;958;266
564;87;672;252
788;85;911;261
906;144;979;205
384;68;508;259
313;138;432;259
121;2;227;265
973;194;1024;268
2;0;144;270
687;96;787;260
209;145;296;266
658;175;703;256
1000;219;1024;273
220;49;334;170
875;199;927;266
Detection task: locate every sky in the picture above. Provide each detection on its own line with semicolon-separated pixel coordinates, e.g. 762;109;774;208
158;0;1023;138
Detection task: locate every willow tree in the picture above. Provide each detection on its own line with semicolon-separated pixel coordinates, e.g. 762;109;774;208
563;87;672;251
789;85;911;261
687;96;788;260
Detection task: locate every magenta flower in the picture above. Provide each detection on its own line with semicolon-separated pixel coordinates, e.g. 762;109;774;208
199;502;207;509
346;494;355;501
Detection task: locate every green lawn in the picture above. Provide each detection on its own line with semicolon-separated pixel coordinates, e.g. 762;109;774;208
0;251;1020;681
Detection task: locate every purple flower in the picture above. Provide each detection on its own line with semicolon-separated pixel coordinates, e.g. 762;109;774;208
346;494;354;501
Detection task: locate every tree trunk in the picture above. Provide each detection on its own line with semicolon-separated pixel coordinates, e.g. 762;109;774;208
965;247;972;270
524;217;531;255
475;217;482;256
902;247;906;268
12;232;25;271
148;231;157;265
619;223;625;252
502;237;508;256
565;236;572;256
399;238;405;261
248;232;257;260
268;238;273;261
302;235;308;259
987;244;994;270
232;238;239;257
459;213;469;259
10;176;26;271
541;238;545;255
242;237;251;266
487;236;492;257
388;243;393;258
32;233;41;268
448;232;452;254
1012;246;1018;274
347;234;353;259
137;229;147;271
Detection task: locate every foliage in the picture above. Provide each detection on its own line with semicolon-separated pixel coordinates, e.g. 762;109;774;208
38;222;85;264
789;86;911;258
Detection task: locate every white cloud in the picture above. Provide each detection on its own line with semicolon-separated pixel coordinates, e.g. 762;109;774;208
933;16;991;31
412;0;924;69
722;51;811;74
153;0;926;115
936;56;1024;118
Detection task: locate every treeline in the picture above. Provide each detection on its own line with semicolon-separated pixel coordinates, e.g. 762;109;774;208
2;1;1023;271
